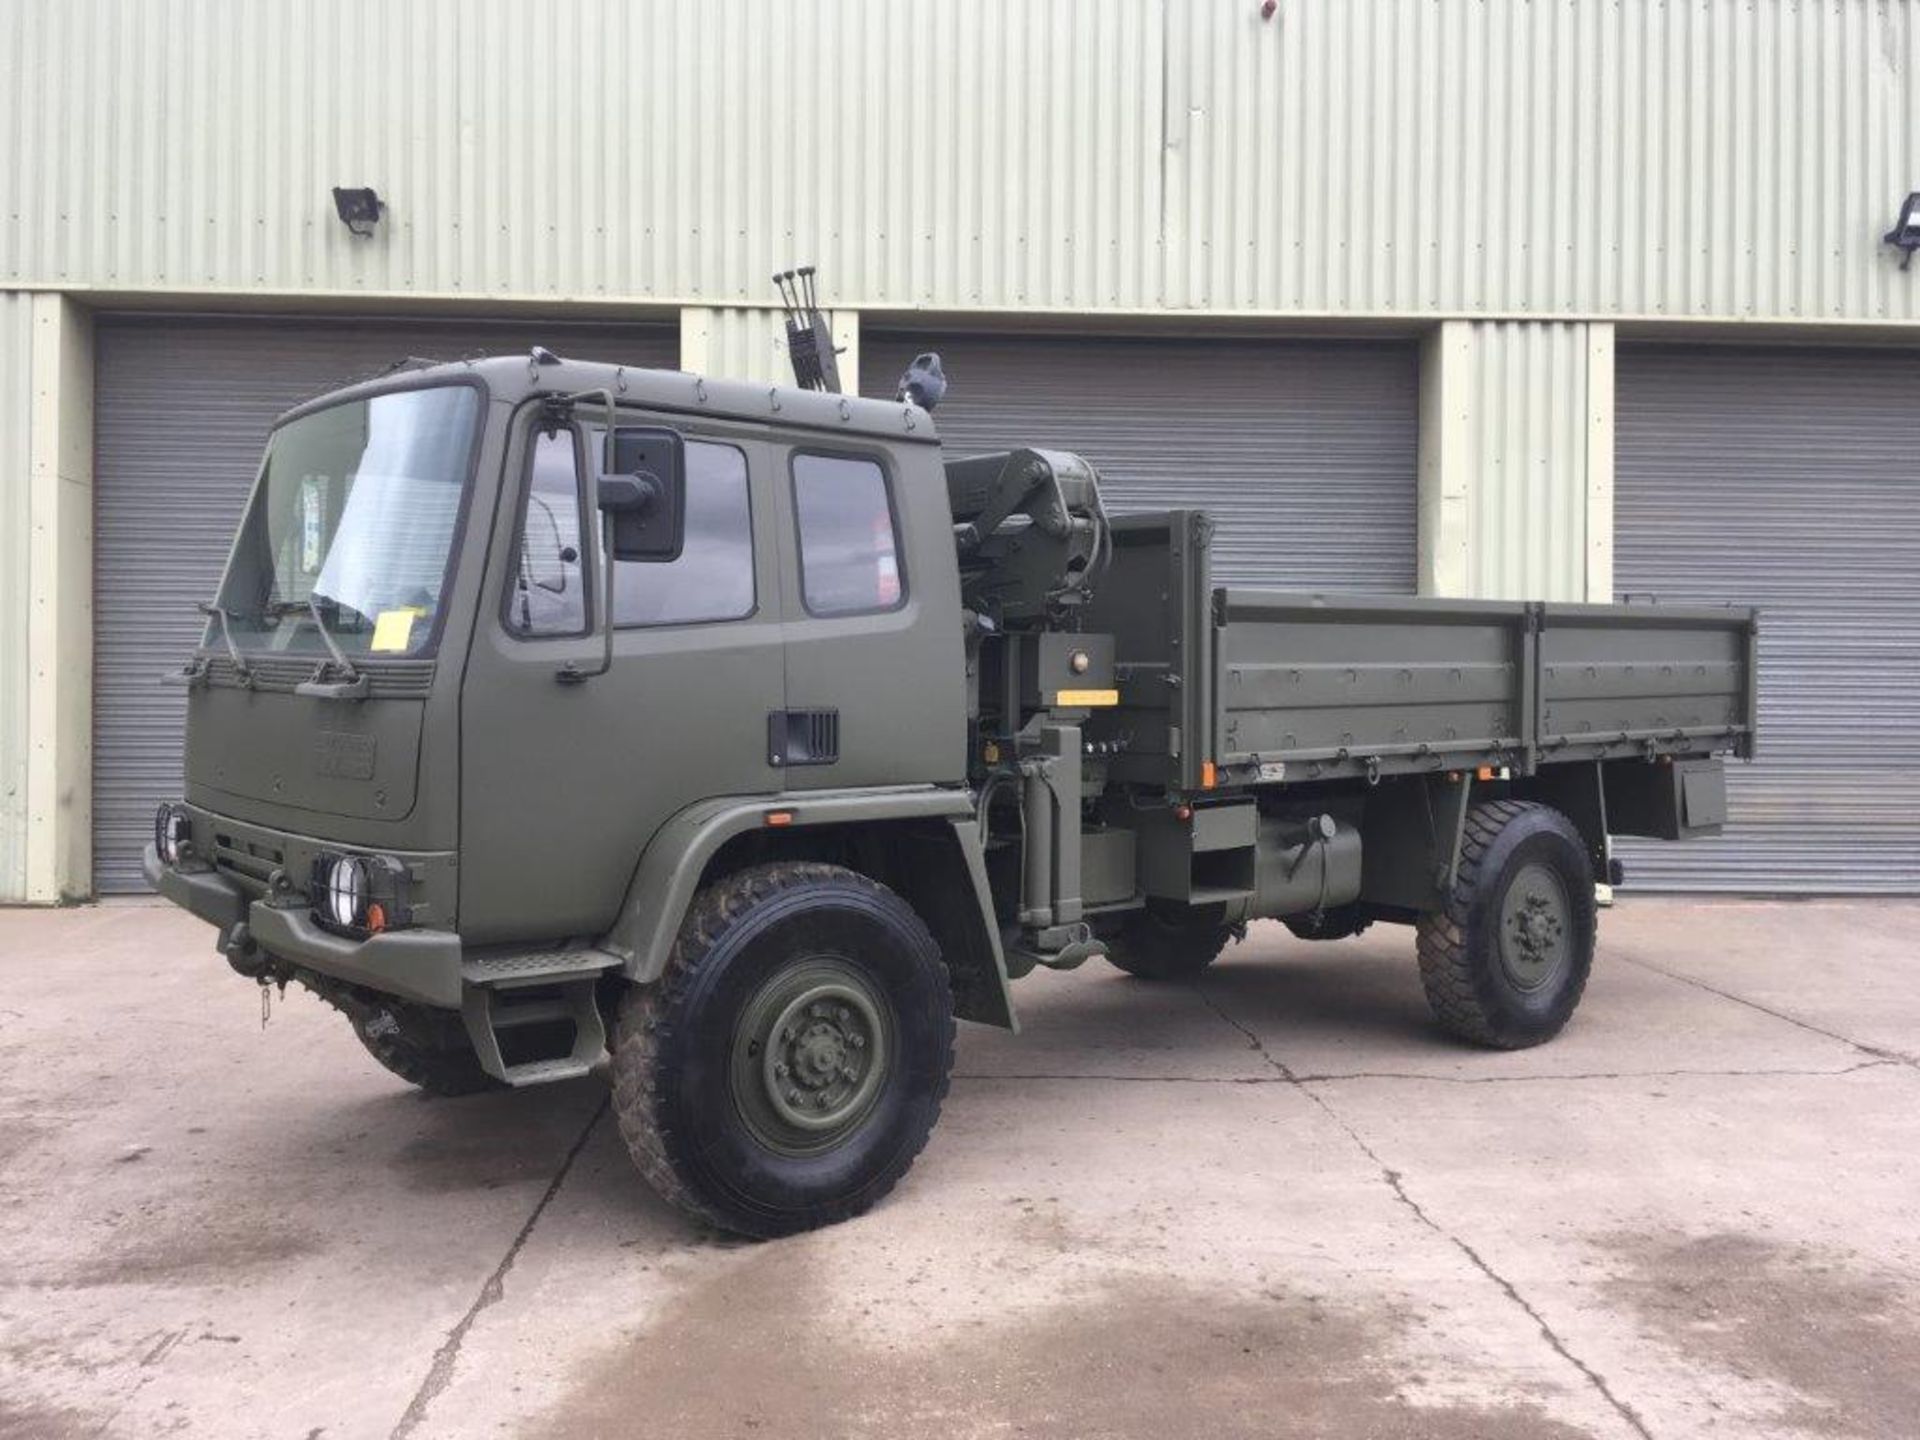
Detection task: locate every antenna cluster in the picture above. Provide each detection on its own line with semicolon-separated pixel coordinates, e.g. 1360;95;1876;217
773;265;843;394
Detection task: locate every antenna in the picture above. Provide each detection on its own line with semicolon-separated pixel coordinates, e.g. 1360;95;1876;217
773;265;844;394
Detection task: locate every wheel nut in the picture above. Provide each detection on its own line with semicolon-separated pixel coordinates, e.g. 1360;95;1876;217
848;1034;865;1049
773;1062;790;1079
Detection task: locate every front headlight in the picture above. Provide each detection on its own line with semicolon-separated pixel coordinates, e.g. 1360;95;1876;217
153;804;191;865
323;855;367;929
309;853;410;936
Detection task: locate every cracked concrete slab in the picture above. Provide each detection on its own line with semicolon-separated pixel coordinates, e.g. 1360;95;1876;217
1312;1063;1920;1439
1;897;1916;1439
953;961;1279;1082
1189;913;1870;1084
1602;898;1920;1070
414;1081;1643;1439
0;905;602;1440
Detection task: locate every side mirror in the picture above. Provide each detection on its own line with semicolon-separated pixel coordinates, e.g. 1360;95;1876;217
597;427;685;562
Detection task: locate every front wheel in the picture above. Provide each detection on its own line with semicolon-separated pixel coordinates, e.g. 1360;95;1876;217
351;1003;502;1098
611;862;954;1238
1415;800;1596;1049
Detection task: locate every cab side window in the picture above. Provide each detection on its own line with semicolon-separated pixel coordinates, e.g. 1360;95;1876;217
511;431;756;634
791;452;904;616
608;439;754;626
509;428;588;636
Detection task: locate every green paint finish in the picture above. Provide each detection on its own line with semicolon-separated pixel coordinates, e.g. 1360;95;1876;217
1496;862;1573;993
729;956;894;1157
147;355;1754;1113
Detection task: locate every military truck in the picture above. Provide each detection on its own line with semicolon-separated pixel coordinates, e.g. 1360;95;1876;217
147;340;1756;1237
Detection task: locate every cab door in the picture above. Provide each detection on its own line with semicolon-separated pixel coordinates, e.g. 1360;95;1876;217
459;410;785;945
772;441;967;792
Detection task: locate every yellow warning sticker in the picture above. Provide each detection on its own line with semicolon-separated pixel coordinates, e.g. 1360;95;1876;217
370;608;423;653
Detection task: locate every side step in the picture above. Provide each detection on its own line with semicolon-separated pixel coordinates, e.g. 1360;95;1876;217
461;947;622;1087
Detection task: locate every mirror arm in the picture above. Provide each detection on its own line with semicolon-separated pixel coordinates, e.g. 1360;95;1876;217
558;512;617;686
557;387;620;685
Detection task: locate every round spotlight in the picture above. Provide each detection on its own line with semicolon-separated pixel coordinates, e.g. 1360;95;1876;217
153;804;190;865
325;856;368;930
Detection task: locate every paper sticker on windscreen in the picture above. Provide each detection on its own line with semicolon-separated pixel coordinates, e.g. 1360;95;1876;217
370;608;422;653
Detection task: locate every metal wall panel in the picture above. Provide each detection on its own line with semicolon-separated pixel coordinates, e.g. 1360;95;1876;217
91;315;677;893
1616;345;1920;892
0;294;31;899
681;307;861;392
1456;322;1596;601
6;1;1920;323
862;334;1418;592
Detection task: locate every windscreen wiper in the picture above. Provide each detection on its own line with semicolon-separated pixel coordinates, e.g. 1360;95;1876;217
181;601;254;687
302;593;361;679
258;595;370;699
294;592;369;701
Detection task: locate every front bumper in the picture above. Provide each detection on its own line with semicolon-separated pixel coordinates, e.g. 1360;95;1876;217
145;843;464;1009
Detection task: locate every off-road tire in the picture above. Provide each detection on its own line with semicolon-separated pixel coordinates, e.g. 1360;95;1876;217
1283;905;1374;942
1105;902;1237;981
351;1005;502;1098
1415;800;1596;1049
611;862;955;1238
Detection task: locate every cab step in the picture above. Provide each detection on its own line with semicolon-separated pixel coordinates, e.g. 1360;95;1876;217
461;956;615;1086
463;945;622;989
494;1055;596;1088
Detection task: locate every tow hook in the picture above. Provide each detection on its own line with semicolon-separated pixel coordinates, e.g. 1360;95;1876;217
221;922;269;980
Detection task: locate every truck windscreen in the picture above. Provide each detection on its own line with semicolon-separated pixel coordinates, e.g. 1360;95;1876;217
210;383;481;659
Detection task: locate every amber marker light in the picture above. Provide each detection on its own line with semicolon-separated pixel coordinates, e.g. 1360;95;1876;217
765;810;795;827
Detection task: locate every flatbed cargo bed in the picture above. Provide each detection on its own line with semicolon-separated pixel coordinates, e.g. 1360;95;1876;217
1085;512;1757;793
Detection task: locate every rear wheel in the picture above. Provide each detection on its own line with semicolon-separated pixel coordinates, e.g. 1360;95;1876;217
1415;800;1596;1048
351;1003;502;1098
1104;902;1237;981
611;862;954;1238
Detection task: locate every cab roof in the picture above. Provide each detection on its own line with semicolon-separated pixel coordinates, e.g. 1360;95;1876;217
273;350;942;445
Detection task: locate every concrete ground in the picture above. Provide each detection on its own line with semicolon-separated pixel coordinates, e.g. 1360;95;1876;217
1;899;1915;1440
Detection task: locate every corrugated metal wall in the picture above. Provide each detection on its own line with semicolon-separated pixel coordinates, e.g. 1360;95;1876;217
681;308;861;391
862;333;1419;592
1617;345;1920;893
1455;322;1599;601
0;294;30;898
5;0;1919;321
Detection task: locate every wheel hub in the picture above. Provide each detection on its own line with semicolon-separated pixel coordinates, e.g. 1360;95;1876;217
731;960;892;1156
1497;864;1572;991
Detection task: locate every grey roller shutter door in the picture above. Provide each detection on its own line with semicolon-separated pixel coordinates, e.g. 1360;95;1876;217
93;316;678;894
862;335;1417;591
1616;346;1920;893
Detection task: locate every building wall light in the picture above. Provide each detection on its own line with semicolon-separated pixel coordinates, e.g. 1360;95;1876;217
332;187;385;239
1882;191;1920;269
